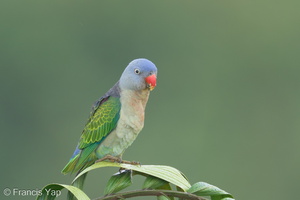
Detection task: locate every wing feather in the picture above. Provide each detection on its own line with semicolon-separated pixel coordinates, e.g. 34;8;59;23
78;96;121;149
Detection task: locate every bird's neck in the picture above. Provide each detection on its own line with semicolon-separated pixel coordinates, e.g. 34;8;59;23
121;89;150;108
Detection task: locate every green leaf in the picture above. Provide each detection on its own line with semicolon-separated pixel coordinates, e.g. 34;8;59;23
36;183;90;200
120;164;191;191
187;182;234;200
176;186;184;192
74;161;191;191
158;183;172;191
142;176;173;200
143;175;169;189
104;169;133;195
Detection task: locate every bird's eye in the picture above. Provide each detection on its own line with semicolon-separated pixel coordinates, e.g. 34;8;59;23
134;69;140;74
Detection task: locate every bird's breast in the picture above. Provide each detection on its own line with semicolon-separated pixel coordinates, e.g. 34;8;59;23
118;89;149;134
116;94;145;137
96;89;149;158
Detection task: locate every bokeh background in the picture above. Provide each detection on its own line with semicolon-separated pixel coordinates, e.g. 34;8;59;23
1;1;299;199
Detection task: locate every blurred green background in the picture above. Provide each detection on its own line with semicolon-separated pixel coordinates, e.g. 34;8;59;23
1;0;299;199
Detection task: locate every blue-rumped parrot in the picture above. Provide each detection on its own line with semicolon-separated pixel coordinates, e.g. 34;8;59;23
62;58;157;190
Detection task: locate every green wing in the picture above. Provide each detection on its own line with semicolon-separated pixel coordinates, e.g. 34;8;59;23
79;96;121;149
62;96;121;174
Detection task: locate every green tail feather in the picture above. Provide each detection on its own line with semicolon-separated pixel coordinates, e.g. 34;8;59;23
62;142;99;174
61;155;78;174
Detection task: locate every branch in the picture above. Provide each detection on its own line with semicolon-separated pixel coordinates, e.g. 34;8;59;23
94;189;206;200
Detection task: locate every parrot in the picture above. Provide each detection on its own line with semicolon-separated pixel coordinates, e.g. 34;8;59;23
62;58;157;194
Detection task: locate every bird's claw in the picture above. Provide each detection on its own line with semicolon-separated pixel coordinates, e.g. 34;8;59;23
121;160;141;166
95;155;122;163
95;156;141;166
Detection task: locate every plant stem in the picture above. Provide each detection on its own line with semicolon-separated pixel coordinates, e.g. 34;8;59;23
94;189;206;200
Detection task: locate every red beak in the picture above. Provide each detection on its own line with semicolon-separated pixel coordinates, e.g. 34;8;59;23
145;74;157;91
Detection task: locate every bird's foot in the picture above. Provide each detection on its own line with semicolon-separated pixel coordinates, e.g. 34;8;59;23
118;161;140;173
95;155;122;163
121;160;141;166
95;156;141;166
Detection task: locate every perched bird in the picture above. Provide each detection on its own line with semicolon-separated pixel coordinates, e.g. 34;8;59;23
62;58;157;191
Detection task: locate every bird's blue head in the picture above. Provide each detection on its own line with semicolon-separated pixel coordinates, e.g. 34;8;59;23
120;58;157;91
